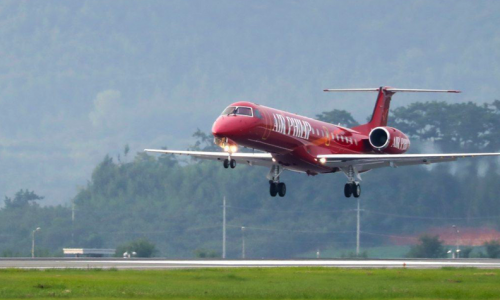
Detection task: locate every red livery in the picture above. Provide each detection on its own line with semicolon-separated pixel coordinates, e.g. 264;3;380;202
146;86;499;198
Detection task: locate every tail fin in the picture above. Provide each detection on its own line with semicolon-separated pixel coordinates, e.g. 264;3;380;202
323;86;461;135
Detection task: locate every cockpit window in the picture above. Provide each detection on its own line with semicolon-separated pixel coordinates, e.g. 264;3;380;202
221;106;253;117
221;106;236;115
254;109;263;119
235;107;253;116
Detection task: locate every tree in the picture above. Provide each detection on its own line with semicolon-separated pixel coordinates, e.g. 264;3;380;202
407;235;446;258
460;246;474;258
484;240;500;258
115;238;156;258
124;144;130;158
191;128;219;151
391;101;500;152
316;110;359;128
193;248;220;258
4;190;44;209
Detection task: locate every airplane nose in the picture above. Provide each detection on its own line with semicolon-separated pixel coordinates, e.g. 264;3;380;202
212;118;231;137
212;116;243;138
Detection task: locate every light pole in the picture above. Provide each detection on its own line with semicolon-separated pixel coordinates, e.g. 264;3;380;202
222;196;226;259
452;225;460;258
31;227;41;258
241;226;246;259
356;198;361;257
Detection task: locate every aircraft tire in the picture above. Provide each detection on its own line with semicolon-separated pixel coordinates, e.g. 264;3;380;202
278;182;286;197
353;183;361;198
344;183;352;198
223;159;229;168
230;159;236;169
269;182;278;197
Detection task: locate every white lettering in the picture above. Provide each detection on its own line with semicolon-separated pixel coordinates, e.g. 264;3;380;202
272;114;314;141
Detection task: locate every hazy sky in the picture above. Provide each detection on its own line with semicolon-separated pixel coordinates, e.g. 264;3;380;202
0;0;499;204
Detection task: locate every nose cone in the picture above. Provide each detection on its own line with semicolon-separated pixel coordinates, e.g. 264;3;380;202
212;116;235;137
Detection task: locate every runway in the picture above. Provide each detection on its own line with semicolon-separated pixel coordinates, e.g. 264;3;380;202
2;258;500;269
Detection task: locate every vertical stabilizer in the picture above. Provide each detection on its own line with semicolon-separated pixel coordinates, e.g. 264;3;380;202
352;87;394;135
323;86;461;135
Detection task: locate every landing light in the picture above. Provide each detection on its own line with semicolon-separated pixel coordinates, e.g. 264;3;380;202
224;145;230;152
319;157;327;164
230;145;238;153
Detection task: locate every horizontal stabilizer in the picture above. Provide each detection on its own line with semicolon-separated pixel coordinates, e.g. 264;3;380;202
323;87;461;93
323;88;380;92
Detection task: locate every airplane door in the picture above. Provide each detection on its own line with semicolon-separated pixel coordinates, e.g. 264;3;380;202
322;126;331;146
260;109;272;140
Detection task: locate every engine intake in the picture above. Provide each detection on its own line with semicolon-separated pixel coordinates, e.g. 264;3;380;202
368;126;410;154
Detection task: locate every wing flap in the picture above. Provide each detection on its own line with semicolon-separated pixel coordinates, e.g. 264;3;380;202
318;153;500;169
144;149;274;167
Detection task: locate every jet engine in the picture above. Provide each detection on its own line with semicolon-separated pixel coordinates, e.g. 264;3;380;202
368;126;410;154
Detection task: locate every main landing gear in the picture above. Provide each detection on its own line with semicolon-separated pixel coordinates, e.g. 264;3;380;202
344;182;361;198
223;158;236;169
269;181;286;197
267;164;286;197
341;165;362;198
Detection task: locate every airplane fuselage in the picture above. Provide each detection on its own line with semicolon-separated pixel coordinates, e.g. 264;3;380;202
212;101;370;175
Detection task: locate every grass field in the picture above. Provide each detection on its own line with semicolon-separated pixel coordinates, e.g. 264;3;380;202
1;267;500;299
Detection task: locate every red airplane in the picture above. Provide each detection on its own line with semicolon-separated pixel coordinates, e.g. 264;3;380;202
146;87;500;198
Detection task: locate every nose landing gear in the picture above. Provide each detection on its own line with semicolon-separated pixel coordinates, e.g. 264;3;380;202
223;158;236;169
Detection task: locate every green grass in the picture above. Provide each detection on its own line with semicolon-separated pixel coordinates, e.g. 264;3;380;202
1;267;500;299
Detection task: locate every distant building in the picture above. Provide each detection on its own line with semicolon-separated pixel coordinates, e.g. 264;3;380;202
63;248;115;258
389;227;500;246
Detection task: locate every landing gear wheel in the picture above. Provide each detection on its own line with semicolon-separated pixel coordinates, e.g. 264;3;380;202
344;183;353;198
269;182;278;197
230;159;236;169
223;159;229;169
277;182;286;197
353;183;361;198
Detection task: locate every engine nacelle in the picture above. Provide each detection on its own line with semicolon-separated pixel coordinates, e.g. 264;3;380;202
368;126;410;154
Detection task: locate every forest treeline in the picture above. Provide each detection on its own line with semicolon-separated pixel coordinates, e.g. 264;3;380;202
1;101;500;258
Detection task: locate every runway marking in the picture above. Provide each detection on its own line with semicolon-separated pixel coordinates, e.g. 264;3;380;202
3;259;500;269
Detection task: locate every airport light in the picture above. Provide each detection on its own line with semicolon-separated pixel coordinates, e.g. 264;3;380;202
31;227;41;258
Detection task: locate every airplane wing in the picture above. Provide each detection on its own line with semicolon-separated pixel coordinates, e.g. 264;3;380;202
144;149;274;167
317;152;500;172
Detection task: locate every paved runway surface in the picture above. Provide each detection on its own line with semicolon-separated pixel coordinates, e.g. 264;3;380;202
2;258;500;269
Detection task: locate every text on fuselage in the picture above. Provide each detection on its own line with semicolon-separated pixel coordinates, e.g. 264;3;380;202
273;113;312;140
393;137;410;151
